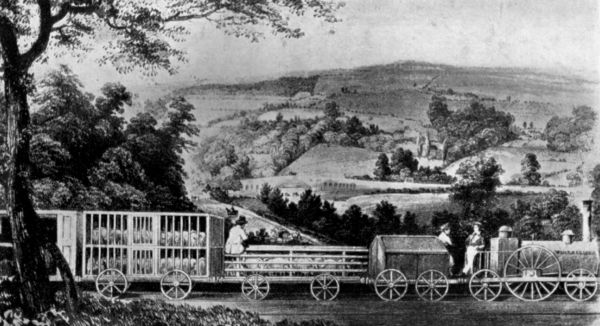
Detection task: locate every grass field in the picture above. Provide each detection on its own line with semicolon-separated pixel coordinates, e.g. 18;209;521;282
444;140;584;185
279;144;381;178
185;94;288;126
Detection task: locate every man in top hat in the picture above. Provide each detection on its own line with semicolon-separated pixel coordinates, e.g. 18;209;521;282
437;223;455;275
462;221;485;276
225;216;249;254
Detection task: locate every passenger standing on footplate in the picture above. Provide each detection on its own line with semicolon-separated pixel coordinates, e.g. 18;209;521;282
462;222;484;276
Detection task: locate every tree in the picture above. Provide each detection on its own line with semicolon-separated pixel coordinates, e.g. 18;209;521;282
296;189;322;226
521;153;541;185
544;106;597;152
0;0;340;314
590;164;600;236
450;157;504;219
267;188;288;217
401;211;420;235
373;200;400;235
259;183;272;204
374;153;391;181
551;205;582;240
323;101;341;120
390;148;418;174
339;205;373;246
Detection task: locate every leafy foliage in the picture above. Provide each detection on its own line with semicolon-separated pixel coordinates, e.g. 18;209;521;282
373;153;391;181
0;294;337;326
260;187;422;246
521;153;541;185
390;147;418;174
30;67;197;211
450;157;504;219
511;189;581;240
428;97;516;161
544;106;597;152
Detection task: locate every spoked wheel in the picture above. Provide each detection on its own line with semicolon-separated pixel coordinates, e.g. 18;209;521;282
96;268;128;299
469;269;502;301
242;274;270;301
415;269;449;302
310;274;340;301
373;269;408;301
564;269;597;302
160;270;193;300
503;245;561;302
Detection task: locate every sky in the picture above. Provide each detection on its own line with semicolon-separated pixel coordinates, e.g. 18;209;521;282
36;0;600;92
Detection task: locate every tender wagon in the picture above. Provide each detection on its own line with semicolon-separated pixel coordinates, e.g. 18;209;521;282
369;235;452;301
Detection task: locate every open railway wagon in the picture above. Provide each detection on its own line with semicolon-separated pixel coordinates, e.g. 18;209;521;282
222;246;369;301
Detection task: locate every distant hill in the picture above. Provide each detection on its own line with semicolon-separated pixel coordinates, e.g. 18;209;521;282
175;75;320;97
279;144;380;178
173;60;598;129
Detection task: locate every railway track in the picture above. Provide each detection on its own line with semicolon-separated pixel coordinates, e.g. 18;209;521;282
121;290;600;326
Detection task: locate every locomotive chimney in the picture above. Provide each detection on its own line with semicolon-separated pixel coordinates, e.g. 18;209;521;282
582;200;593;242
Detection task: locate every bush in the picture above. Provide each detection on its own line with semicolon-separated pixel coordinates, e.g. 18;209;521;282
0;294;338;326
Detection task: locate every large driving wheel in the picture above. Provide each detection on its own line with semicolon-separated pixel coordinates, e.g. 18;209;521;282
564;269;597;302
415;269;449;302
242;274;270;301
160;270;193;300
95;268;128;299
310;274;340;301
503;245;561;302
374;269;408;301
469;269;502;301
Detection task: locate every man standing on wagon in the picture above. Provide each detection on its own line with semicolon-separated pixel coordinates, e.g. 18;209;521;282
461;221;485;276
437;223;456;275
226;216;249;254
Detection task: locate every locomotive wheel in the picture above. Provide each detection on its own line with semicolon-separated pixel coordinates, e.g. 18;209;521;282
503;245;561;302
160;270;193;300
242;274;270;301
564;269;597;302
310;274;340;301
374;269;408;301
469;269;502;301
415;269;449;302
96;268;128;299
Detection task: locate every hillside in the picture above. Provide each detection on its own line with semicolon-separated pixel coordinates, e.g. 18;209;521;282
279;144;381;178
443;140;584;185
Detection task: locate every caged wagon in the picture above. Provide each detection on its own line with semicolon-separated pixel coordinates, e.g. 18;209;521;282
0;209;599;302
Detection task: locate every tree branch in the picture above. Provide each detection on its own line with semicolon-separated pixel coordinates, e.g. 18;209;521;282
165;8;221;22
22;1;100;68
0;15;21;67
21;0;54;69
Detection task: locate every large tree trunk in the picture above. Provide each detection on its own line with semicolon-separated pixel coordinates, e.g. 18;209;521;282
3;65;52;314
3;62;79;315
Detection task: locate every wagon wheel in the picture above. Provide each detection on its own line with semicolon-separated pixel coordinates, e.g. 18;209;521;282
374;269;408;301
503;245;561;302
564;269;597;302
469;269;502;301
95;268;128;299
242;274;270;301
415;269;449;302
310;274;340;301
160;270;193;300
